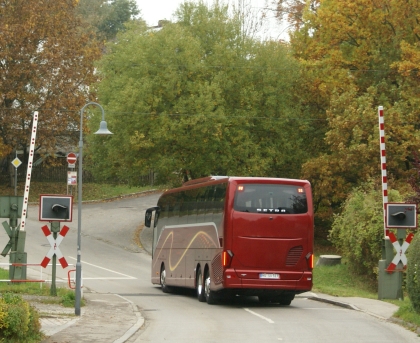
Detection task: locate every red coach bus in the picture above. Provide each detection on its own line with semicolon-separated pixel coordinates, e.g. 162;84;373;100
144;176;314;305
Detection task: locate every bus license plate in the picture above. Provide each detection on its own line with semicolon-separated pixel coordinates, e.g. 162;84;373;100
259;273;280;279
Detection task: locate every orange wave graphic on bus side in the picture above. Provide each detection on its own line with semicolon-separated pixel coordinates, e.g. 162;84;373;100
153;230;219;271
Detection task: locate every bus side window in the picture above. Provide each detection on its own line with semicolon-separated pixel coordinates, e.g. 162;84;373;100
196;187;208;221
187;189;198;224
179;191;190;224
153;208;161;228
214;183;226;213
204;186;216;222
167;195;179;226
213;183;227;226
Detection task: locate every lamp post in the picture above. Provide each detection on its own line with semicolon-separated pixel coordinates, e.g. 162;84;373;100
75;102;112;316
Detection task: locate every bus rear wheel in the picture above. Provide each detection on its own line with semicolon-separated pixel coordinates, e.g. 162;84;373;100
196;267;206;302
278;294;295;306
258;294;295;305
204;270;217;304
160;264;171;293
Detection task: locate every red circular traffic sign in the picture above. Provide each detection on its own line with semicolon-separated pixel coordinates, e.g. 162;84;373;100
67;152;77;165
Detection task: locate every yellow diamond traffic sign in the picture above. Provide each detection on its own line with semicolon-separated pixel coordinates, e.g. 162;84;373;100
11;157;22;168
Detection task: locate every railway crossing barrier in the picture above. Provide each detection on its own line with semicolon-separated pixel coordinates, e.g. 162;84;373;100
0;262;75;289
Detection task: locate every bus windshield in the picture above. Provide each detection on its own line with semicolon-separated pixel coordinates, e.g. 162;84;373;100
233;183;307;214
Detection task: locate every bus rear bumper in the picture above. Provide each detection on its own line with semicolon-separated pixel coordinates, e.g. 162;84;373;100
222;269;313;291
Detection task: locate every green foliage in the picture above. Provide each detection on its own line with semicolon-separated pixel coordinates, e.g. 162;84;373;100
0;293;41;342
313;260;377;298
407;232;420;313
89;1;306;185
329;181;402;280
61;291;76;308
393;298;420;328
76;0;140;41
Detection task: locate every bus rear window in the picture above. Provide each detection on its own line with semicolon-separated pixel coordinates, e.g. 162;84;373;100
234;184;308;214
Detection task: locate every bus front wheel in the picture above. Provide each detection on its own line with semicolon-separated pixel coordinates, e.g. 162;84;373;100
160;264;171;293
196;267;206;302
204;270;217;304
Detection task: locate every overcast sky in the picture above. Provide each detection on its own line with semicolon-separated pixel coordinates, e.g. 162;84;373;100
135;0;287;40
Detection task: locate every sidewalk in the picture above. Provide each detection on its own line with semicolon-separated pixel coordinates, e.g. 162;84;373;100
38;292;144;343
298;292;400;320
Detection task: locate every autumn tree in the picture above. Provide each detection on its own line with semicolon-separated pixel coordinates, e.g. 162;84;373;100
0;0;101;169
287;0;420;229
273;0;318;31
88;0;305;185
76;0;140;42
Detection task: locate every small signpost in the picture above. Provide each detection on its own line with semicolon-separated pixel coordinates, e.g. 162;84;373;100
68;171;77;185
11;157;22;196
66;152;77;196
66;152;77;168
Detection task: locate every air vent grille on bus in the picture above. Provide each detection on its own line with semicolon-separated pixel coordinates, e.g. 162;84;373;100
286;246;303;266
212;253;223;285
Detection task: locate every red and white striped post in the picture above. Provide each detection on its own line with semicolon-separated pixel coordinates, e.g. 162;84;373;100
20;111;38;231
378;106;389;238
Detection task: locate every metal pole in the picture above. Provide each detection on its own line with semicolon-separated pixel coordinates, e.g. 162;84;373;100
14;150;17;196
75;105;84;316
75;102;109;316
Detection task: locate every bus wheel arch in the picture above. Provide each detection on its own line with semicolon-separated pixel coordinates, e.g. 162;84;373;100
160;263;171;293
204;265;217;304
196;264;206;302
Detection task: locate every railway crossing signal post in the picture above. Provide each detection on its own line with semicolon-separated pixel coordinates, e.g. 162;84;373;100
377;106;417;300
39;195;72;296
378;204;417;300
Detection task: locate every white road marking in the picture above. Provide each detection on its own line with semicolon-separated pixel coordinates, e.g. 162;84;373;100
67;256;137;279
243;308;275;324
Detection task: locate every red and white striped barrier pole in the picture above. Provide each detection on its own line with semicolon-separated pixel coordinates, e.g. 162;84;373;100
378;106;389;238
20;111;38;231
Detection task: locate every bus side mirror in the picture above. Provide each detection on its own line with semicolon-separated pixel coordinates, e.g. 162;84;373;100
145;207;159;228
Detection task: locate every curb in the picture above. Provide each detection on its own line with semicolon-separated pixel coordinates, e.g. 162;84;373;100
307;295;360;311
113;294;145;343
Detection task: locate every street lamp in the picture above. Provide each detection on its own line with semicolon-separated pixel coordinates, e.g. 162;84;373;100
75;102;112;316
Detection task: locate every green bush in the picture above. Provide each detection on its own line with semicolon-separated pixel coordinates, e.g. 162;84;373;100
329;181;402;281
0;293;42;342
407;232;420;313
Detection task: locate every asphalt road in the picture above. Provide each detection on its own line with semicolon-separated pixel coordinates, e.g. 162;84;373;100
0;192;418;342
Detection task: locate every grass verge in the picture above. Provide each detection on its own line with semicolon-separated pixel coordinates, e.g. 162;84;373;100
0;268;78;307
313;249;420;333
0;181;162;203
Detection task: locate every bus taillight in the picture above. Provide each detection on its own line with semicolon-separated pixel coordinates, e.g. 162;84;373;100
222;250;234;268
306;252;314;270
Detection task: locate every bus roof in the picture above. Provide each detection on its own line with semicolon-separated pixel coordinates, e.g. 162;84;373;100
183;176;309;185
